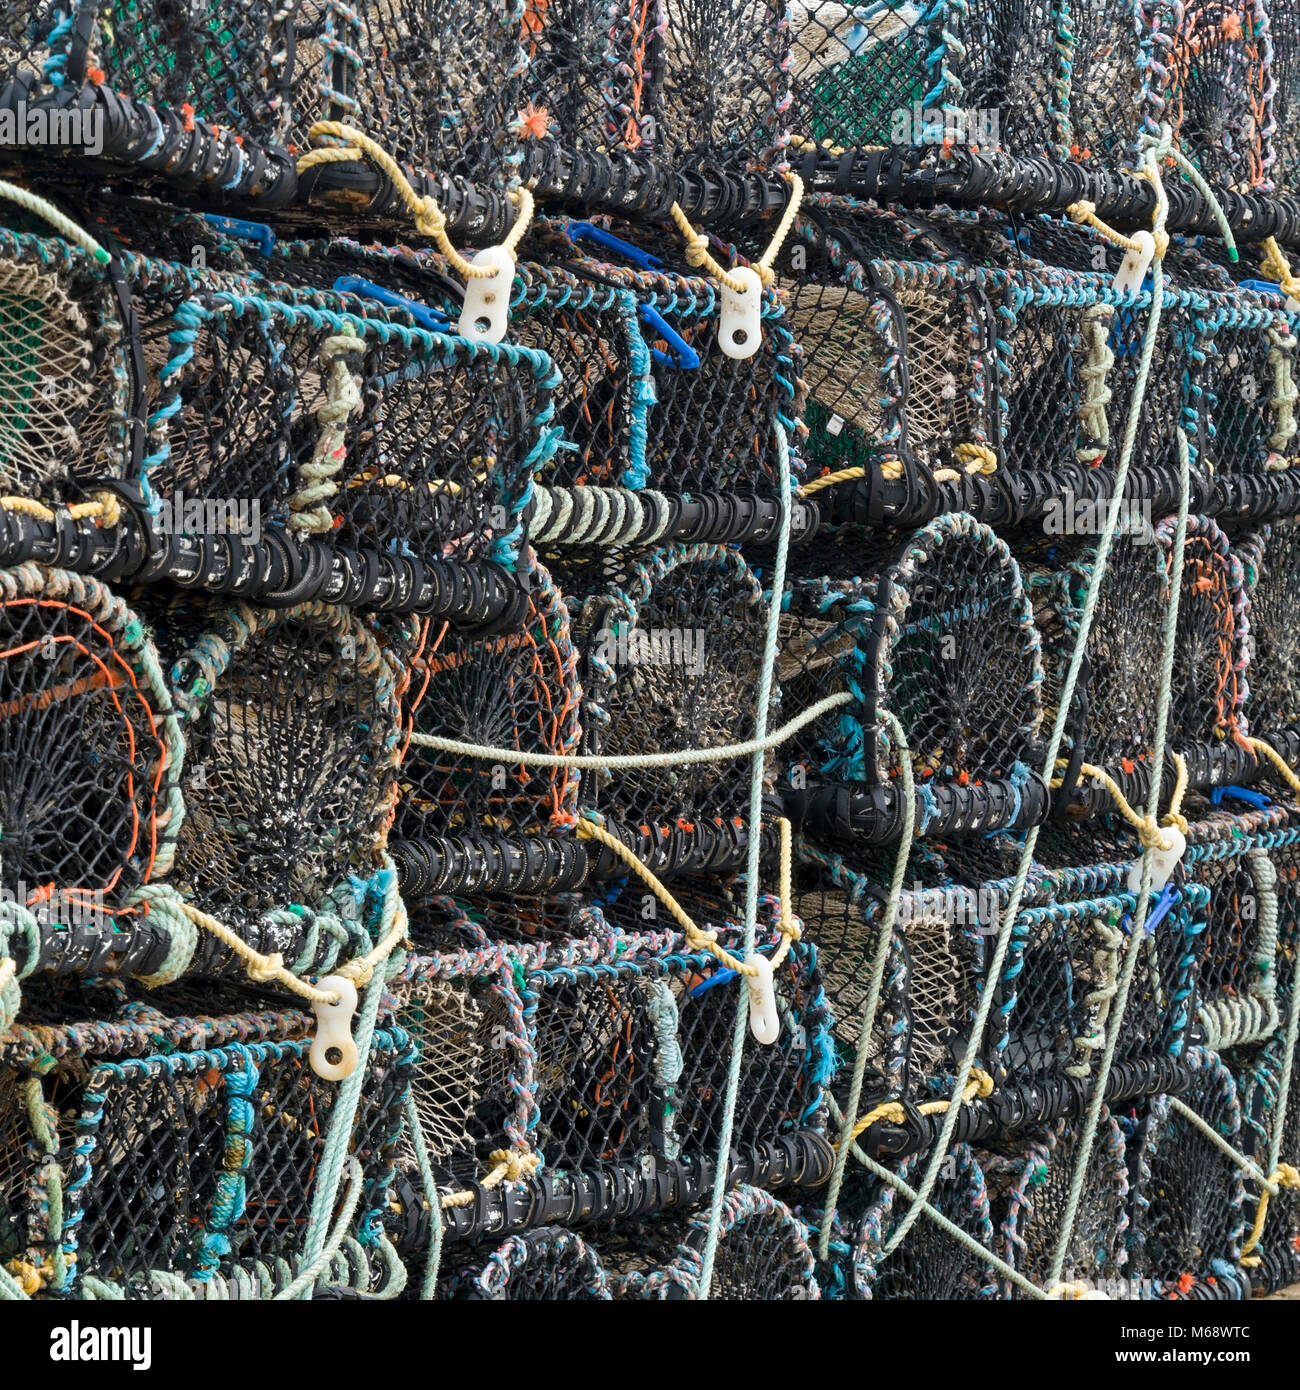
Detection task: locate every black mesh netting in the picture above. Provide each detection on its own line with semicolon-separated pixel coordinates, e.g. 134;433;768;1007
441;1227;612;1299
1127;1048;1247;1296
981;1111;1130;1297
171;601;408;926
1238;1031;1300;1292
1240;518;1300;737
0;565;181;913
781;514;1044;792
602;1186;819;1298
1273;0;1300;194
1066;0;1147;172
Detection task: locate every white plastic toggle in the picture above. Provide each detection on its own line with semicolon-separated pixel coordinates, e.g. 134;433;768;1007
457;245;514;345
719;265;762;360
310;974;359;1080
1111;230;1156;298
746;953;780;1045
1127;824;1186;894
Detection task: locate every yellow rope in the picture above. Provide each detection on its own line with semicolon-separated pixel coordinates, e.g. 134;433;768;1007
1240;1163;1300;1267
573;816;801;975
297;122;534;280
0;491;121;527
439;1148;542;1209
1046;1281;1090;1300
669;172;803;291
1260;238;1300;301
175;897;406;1004
1247;736;1300;795
798;444;995;498
0;956;13;992
953;442;998;475
838;1068;995;1148
1067;197;1169;263
1050;761;1173;850
799;466;865;496
1162;750;1190;837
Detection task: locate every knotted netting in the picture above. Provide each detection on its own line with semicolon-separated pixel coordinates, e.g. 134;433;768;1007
780;514;1044;836
1272;0;1300;193
835;1144;999;1299
392;553;580;889
1126;1047;1248;1298
604;1185;820;1299
1157;513;1252;752
0;977;409;1297
169;601;409;931
0;564;183;937
1023;529;1169;816
1239;518;1300;744
560;542;778;872
440;1226;613;1299
981;1112;1130;1298
1062;0;1152;173
1238;1031;1300;1292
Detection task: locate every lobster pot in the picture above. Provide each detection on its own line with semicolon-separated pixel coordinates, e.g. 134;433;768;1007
793;201;1000;491
0;566;183;965
837;1145;998;1299
1269;831;1300;1008
1023;530;1169;814
391;554;580;881
982;1113;1130;1299
439;1227;613;1300
526;911;831;1172
604;1186;820;1299
0;8;67;117
170;601;408;931
982;859;1202;1106
1240;518;1300;744
56;0;303;148
1158;514;1251;750
1183;821;1292;1051
144;289;559;566
1126;1048;1249;1299
1237;1033;1300;1293
1164;0;1274;193
562;542;779;874
784;1;990;155
388;930;532;1199
959;0;1061;158
781;514;1045;832
306;0;532;186
0;977;409;1298
792;845;986;1113
1064;0;1151;174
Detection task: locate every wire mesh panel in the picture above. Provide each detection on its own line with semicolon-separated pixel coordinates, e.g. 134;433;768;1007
564;542;778;868
1272;0;1300;194
1240;518;1300;742
1158;513;1252;752
1238;1032;1300;1293
1062;0;1154;172
782;514;1044;816
838;1144;999;1299
0;565;183;926
1163;0;1275;193
605;1186;820;1298
1127;1047;1248;1299
983;1112;1130;1298
442;1226;613;1299
170;601;409;930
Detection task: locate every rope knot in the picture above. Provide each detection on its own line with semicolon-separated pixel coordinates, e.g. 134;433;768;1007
246;950;286;984
413;196;448;239
337;957;374;988
487;1148;540;1185
1046;1280;1090;1300
682;231;711;270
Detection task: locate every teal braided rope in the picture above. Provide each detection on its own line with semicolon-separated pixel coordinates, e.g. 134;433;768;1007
695;422;792;1300
275;1156;366;1302
881;137;1176;1262
1264;846;1300;1184
815;708;916;1266
0;1264;30;1301
294;866;407;1297
403;1091;445;1300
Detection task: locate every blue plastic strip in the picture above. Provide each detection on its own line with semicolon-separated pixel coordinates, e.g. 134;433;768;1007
566;220;663;271
202;214;276;257
332;276;452;332
639;303;700;369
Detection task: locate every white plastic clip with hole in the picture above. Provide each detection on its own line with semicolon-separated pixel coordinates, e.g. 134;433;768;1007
1111;230;1156;298
746;953;780;1045
310;974;359;1081
719;265;762;360
1127;824;1186;894
458;245;514;345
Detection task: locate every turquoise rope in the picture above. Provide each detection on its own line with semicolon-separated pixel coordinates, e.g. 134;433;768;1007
695;423;792;1300
403;1091;446;1300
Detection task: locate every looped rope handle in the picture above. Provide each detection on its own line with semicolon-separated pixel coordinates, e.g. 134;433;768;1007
1050;761;1177;850
297;122;533;281
0;180;109;263
1261;239;1300;301
837;1068;995;1149
669;171;803;291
